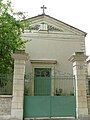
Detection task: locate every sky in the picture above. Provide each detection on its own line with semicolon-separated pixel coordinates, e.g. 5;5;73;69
11;0;90;57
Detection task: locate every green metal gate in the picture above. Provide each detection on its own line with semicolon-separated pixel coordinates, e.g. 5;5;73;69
24;96;76;118
24;73;76;118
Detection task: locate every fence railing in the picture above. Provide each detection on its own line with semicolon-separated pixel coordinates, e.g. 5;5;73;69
0;73;13;95
24;75;75;96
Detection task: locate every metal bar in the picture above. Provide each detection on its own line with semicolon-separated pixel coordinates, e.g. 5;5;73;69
24;75;75;96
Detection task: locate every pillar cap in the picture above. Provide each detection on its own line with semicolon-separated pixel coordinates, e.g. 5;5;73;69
68;52;88;62
11;50;29;60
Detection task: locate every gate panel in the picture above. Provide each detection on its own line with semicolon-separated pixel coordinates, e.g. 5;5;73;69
24;96;50;118
51;96;76;117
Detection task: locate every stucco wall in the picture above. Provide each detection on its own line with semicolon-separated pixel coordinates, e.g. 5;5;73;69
0;95;12;115
22;31;85;75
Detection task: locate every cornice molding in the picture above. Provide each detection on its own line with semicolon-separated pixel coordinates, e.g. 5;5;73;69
30;59;57;64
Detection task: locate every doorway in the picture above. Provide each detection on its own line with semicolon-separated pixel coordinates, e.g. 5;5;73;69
34;68;51;96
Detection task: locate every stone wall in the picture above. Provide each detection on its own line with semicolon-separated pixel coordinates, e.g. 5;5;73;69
0;95;12;115
87;95;90;114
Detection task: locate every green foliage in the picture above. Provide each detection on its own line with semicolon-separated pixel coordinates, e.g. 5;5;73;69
0;0;28;73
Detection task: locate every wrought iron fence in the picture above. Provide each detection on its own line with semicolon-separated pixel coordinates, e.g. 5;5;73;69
24;75;75;96
0;73;13;95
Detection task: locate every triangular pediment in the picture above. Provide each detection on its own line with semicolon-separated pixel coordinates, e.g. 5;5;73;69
24;14;86;36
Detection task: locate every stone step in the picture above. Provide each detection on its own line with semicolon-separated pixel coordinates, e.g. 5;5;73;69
24;118;77;120
24;117;90;120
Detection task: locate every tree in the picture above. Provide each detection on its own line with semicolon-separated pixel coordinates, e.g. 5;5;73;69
0;0;28;73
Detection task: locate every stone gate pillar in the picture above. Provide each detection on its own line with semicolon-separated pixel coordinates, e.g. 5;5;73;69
69;52;88;118
11;50;29;120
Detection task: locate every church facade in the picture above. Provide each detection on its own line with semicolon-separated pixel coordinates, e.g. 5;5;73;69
21;14;89;119
21;14;87;98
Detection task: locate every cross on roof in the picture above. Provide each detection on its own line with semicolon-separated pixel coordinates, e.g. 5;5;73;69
41;5;47;14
